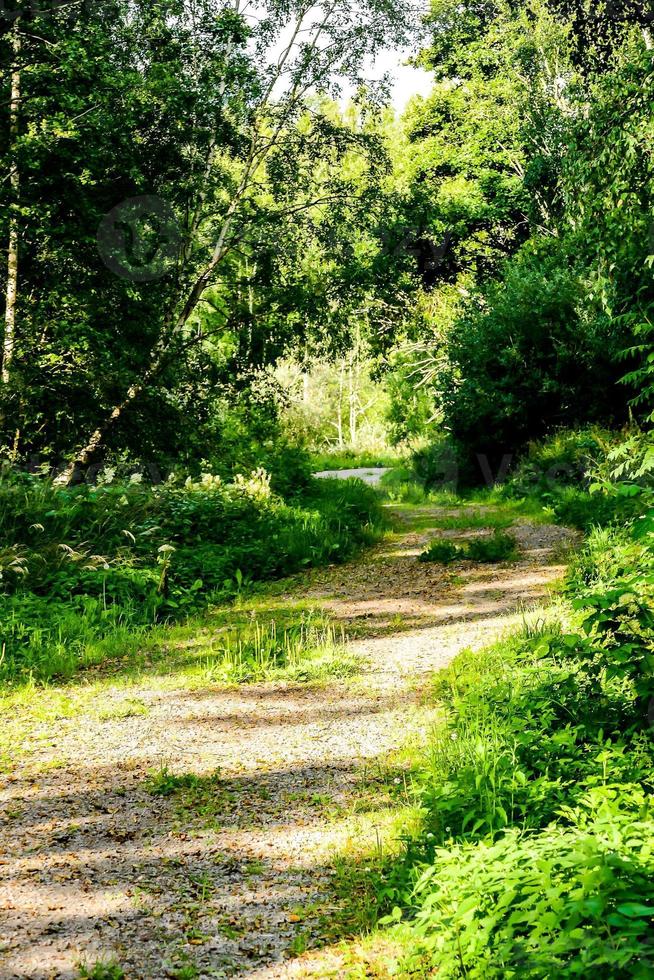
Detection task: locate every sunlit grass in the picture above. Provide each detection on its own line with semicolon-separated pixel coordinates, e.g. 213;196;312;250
0;591;360;773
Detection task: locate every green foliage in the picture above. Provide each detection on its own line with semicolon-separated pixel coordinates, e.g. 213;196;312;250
311;449;403;472
406;801;654;978
419;530;518;564
77;962;125;980
466;530;518;562
545;488;629;530
418;540;462;564
411;439;459;491
146;767;220;798
441;243;630;462
501;429;646;529
566;527;654;710
188;616;356;684
379;466;443;504
277;345;392;456
376;483;654;977
507;428;619;497
0;0;419;471
0;471;381;683
385;348;441;447
398;3;653;469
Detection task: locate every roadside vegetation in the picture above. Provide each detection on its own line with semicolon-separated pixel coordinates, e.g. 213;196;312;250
329;429;654;978
0;468;381;685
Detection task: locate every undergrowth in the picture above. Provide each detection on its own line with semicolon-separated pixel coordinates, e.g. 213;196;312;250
0;469;381;683
367;497;654;978
311;448;404;472
419;530;518;564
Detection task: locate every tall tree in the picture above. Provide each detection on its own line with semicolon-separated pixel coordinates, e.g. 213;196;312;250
54;0;415;480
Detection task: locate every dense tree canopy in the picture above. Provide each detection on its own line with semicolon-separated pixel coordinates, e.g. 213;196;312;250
2;0;654;476
0;0;415;474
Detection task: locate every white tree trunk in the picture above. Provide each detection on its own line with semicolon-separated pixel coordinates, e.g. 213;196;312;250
3;18;21;385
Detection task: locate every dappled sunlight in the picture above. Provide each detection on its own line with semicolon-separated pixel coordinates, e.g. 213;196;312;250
2;748;419;978
1;505;572;976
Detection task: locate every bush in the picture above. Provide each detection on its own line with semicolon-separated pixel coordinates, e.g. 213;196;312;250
418;540;463;564
418;530;518;564
405;801;654;978
506;428;618;497
466;530;518;562
411;439;459;491
439;242;631;468
500;429;644;530
546;487;633;530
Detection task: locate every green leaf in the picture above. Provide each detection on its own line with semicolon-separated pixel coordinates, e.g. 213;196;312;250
615;904;654;919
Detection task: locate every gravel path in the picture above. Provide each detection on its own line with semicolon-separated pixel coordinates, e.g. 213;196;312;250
312;468;390;486
0;507;575;979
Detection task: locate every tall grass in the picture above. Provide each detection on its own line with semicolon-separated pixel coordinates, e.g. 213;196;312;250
198;616;355;683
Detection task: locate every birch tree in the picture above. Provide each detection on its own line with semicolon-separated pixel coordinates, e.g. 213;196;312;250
2;14;21;386
59;0;416;481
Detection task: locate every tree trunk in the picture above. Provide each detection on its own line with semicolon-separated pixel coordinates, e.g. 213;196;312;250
57;206;237;483
55;381;144;484
3;17;21;386
348;360;357;446
336;361;345;448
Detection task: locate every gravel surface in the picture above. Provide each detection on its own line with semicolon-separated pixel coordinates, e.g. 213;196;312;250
0;508;576;979
312;468;390;486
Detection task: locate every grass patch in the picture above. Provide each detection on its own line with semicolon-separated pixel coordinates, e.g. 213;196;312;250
146;766;221;797
0;471;381;685
419;530;518;564
77;962;125;980
466;530;518;562
189;615;357;684
0;594;359;775
418;540;462;564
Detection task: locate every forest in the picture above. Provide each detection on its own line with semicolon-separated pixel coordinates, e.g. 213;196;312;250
2;0;654;977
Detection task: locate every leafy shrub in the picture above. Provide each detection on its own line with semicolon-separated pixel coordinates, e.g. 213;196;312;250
411;439;459;491
568;526;649;590
177;392;315;499
506;428;619;497
377;508;654;977
418;540;463;563
497;429;644;529
545;487;633;530
418;530;518;564
146;767;220;797
563;532;654;715
404;799;654;978
466;530;517;562
440;242;631;466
